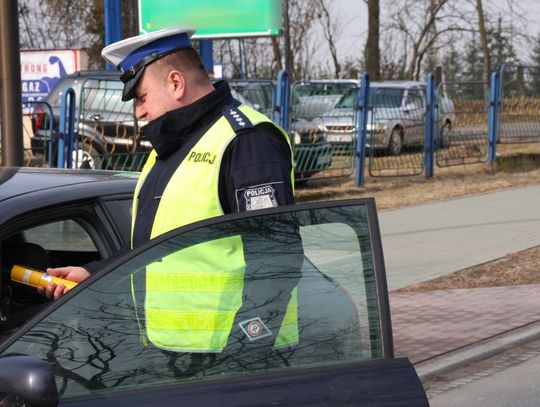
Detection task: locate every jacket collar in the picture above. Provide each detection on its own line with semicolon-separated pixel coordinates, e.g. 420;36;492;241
142;81;235;158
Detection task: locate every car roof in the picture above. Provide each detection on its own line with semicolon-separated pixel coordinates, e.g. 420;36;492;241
302;79;359;84
64;69;121;79
0;167;137;201
371;81;424;89
0;168;137;223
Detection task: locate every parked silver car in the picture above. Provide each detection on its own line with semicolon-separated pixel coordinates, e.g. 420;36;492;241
297;81;454;156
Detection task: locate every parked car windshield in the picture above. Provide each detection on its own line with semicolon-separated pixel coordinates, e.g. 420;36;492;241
46;75;126;111
335;88;357;109
370;87;405;108
47;76;85;108
334;87;406;110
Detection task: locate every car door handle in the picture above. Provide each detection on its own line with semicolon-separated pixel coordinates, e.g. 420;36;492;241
89;114;103;122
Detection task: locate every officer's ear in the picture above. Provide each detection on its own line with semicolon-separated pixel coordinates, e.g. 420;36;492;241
167;69;185;101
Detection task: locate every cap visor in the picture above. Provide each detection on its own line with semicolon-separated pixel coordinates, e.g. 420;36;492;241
121;68;145;102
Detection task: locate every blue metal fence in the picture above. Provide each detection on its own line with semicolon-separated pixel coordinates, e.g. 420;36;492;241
434;81;490;168
21;66;535;184
57;87;76;168
275;69;289;129
365;80;427;178
497;64;540;144
289;80;359;182
487;71;500;165
424;74;436;177
355;73;370;185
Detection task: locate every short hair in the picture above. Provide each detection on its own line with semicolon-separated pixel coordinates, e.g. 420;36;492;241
153;47;210;85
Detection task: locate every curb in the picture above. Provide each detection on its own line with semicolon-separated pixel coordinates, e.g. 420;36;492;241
415;321;540;382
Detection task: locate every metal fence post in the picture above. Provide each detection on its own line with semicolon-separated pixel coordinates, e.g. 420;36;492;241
104;0;122;70
424;73;436;178
355;72;370;185
57;87;76;168
275;69;290;132
199;40;214;72
45;104;54;167
487;71;500;166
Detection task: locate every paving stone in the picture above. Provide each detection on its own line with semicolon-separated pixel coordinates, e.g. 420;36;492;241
390;284;540;363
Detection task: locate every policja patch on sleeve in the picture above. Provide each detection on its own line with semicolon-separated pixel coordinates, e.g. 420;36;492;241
236;183;280;211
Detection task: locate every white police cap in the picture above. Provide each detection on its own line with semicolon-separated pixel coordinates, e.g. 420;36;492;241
101;28;195;101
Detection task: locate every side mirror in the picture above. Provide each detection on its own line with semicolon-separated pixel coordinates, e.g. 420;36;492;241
0;355;58;407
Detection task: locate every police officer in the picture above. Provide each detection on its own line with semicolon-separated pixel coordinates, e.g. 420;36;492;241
41;29;302;364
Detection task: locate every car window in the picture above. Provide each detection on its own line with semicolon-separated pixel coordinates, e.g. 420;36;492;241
292;82;358;119
370;87;405;108
0;216;108;342
100;198;133;245
335;88;357;109
22;220;96;252
0;201;389;401
405;89;424;108
228;82;275;117
48;77;83;108
79;79;134;137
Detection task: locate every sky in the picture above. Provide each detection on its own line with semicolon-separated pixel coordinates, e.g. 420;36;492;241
319;0;540;66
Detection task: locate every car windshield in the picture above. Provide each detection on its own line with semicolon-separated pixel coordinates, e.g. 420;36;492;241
229;81;275;118
80;79;132;115
369;88;405;108
47;76;84;108
335;88;357;109
47;75;124;110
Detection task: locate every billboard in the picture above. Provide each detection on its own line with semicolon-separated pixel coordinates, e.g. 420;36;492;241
20;49;87;110
138;0;282;38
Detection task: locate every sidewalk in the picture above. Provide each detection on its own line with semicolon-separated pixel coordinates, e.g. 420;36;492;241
379;184;540;290
390;284;540;379
375;184;540;379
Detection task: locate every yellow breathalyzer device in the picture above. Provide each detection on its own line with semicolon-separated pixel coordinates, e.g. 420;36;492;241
10;265;78;291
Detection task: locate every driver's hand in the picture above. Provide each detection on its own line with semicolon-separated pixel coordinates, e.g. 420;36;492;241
37;266;90;300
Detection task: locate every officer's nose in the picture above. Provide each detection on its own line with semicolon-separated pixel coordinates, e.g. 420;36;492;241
135;103;146;121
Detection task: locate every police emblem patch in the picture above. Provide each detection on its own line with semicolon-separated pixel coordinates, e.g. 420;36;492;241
239;317;272;341
243;184;278;211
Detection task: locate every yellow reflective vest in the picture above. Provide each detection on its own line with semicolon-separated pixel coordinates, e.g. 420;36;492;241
131;105;298;352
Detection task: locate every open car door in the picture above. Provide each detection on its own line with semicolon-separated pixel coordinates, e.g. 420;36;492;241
0;199;428;406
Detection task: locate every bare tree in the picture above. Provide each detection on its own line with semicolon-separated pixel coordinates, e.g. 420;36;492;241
379;33;408;80
285;0;320;80
364;0;380;80
315;0;342;78
215;0;320;80
283;0;294;79
381;0;533;81
271;37;283;72
475;0;491;84
18;0;97;50
18;0;138;68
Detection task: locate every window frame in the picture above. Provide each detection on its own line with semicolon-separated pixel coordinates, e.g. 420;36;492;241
0;198;393;360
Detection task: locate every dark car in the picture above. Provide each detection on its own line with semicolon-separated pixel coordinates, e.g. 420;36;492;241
31;70;149;170
0;168;136;337
0;169;428;406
